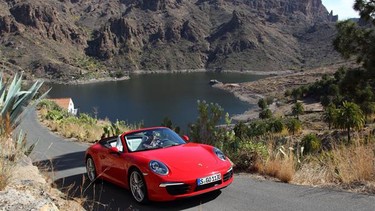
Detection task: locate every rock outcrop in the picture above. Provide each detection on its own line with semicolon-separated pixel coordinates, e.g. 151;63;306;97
0;0;341;81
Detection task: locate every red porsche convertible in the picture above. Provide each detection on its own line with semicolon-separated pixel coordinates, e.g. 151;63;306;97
85;127;234;203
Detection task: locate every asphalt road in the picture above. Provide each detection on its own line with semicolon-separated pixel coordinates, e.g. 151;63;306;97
19;110;375;211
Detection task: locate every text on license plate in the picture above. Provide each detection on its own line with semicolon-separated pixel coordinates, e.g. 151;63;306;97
197;173;221;186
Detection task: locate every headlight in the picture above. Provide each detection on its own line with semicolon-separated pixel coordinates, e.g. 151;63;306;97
149;160;169;175
214;148;226;161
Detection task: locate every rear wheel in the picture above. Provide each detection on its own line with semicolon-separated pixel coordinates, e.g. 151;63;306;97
86;157;97;182
129;169;148;203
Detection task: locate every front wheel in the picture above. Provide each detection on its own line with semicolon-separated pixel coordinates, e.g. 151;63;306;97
129;169;148;203
86;157;97;182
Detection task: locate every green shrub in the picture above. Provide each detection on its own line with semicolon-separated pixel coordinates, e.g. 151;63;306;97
38;99;61;111
248;121;268;137
268;118;284;133
259;108;272;119
302;133;322;154
46;110;65;121
234;122;248;138
230;138;268;172
258;98;267;110
189;100;224;145
79;113;97;125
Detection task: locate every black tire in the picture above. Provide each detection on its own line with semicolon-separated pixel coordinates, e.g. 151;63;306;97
129;169;149;203
86;157;97;182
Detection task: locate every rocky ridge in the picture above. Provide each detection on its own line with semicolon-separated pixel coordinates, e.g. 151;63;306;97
0;0;341;81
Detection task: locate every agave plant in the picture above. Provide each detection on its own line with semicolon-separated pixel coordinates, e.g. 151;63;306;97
0;73;50;129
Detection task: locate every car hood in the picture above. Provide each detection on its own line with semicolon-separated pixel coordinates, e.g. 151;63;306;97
135;143;226;175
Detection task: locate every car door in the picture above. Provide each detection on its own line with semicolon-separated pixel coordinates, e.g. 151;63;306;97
97;138;117;179
104;136;128;186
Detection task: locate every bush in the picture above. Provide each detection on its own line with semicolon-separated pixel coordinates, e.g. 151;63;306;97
38;99;61;111
189;100;225;145
258;98;268;110
46;110;65;121
301;134;322;154
230;138;268;172
268;118;284;133
259;108;272;119
79;113;97;125
234;122;248;138
248;121;268;137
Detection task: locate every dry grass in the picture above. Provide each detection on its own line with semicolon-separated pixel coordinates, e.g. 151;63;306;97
0;117;18;190
258;151;296;183
293;141;375;193
0;154;12;190
293;159;334;186
328;143;375;184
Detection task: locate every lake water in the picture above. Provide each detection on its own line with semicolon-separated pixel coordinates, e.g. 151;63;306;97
48;72;267;130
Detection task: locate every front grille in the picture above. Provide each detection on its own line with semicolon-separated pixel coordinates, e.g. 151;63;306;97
195;180;222;191
223;169;233;182
166;184;191;195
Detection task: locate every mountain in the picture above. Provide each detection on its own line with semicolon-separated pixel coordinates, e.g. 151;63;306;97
0;0;341;81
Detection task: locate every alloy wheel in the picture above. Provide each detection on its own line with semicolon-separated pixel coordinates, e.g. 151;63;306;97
130;170;147;203
86;157;96;182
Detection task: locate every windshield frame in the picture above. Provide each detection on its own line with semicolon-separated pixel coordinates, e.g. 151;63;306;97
124;128;186;152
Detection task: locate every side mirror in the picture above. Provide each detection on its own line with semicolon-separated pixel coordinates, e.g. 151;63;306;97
182;135;190;142
110;147;120;154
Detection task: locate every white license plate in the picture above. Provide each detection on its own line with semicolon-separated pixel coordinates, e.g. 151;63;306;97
197;173;221;186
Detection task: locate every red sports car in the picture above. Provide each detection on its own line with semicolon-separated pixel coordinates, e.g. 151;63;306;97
85;127;234;203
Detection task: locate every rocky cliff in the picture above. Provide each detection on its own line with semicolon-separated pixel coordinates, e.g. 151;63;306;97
0;0;340;81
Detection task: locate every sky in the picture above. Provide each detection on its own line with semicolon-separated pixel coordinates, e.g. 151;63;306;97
321;0;360;20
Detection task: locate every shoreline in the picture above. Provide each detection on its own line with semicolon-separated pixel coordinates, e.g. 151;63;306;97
212;63;348;122
41;68;294;85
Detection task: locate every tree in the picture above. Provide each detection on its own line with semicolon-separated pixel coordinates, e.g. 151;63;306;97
334;101;365;143
292;102;304;119
333;1;375;72
258;98;268;110
291;88;303;102
354;0;375;25
323;104;337;130
189;100;224;145
286;118;302;135
268;118;284;133
234;121;248;138
360;101;375;120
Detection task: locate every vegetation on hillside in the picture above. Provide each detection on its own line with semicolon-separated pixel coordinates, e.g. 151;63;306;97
37;99;139;142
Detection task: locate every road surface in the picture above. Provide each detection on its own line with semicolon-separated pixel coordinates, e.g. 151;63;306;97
19;110;375;210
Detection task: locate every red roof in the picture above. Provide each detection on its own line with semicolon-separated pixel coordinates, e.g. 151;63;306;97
49;98;71;110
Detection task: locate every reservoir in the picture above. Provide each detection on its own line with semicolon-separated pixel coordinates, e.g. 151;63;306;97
48;72;267;130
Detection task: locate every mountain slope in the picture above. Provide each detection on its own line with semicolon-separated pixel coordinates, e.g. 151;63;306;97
0;0;341;81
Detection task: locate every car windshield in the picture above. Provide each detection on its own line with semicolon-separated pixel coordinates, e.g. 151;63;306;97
124;128;186;152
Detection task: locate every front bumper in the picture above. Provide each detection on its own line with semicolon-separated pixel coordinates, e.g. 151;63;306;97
146;167;234;201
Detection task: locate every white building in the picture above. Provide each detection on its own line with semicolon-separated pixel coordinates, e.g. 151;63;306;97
49;98;78;115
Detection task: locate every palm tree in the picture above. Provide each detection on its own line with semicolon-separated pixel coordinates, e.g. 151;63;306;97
286;118;302;135
292;102;304;120
334;101;365;143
